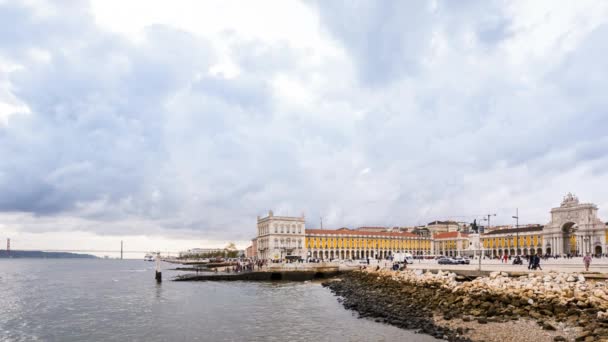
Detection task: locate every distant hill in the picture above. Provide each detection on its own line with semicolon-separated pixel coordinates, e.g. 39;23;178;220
0;250;97;259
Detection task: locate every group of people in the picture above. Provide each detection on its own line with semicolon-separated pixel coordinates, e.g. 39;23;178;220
526;254;542;270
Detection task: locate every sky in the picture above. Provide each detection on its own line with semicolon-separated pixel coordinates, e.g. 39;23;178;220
2;0;608;256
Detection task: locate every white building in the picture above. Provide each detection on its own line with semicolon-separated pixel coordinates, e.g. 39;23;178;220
256;210;306;260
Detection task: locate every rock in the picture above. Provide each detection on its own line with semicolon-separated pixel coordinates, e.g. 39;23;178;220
543;322;557;330
470;309;482;317
575;331;591;341
567;276;577;282
477;318;488;324
528;298;534;305
553;336;566;341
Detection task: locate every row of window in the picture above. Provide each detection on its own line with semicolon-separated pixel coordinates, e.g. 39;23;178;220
258;223;304;236
482;235;541;248
306;237;431;250
436;241;468;249
274;238;303;248
273;223;302;234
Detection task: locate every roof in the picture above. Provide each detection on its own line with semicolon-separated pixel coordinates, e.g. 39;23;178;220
305;229;418;238
483;226;543;235
433;231;468;239
427;220;459;226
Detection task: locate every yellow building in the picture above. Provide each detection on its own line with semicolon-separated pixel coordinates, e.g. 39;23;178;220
432;232;470;257
481;226;543;257
305;228;430;260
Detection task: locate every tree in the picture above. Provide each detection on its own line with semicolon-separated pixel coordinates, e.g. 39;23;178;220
224;242;237;252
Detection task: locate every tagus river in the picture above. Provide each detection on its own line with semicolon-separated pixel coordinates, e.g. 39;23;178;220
0;259;437;342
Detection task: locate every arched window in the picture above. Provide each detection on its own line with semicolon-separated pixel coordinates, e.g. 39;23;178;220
281;225;284;233
298;225;301;234
274;224;278;233
275;238;278;246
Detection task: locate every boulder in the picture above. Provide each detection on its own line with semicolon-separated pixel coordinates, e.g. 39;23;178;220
543;322;557;330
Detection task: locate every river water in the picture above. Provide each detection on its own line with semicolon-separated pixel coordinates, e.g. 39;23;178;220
0;259;437;341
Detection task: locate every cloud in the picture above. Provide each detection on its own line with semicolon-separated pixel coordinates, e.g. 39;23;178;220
1;0;608;248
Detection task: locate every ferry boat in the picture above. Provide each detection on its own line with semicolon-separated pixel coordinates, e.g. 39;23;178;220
144;253;155;262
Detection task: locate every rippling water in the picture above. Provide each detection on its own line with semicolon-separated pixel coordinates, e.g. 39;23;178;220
0;259;437;341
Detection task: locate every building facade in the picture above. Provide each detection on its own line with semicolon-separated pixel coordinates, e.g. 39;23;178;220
481;226;543;257
432;232;469;256
245;238;257;258
305;228;430;260
256;211;306;260
426;221;461;234
249;195;608;260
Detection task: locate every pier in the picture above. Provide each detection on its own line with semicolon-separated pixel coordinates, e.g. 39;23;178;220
174;263;345;281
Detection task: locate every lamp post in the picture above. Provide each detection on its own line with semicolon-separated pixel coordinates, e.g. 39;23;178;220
475;236;483;271
512;208;519;256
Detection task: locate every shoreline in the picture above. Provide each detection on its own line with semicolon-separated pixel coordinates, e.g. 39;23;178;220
323;269;608;341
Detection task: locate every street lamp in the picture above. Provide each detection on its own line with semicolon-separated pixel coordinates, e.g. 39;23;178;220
512;208;519;256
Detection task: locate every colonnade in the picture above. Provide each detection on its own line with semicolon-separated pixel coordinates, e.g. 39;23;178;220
308;249;427;260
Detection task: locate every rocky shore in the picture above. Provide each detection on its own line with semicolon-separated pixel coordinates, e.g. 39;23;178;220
323;268;608;341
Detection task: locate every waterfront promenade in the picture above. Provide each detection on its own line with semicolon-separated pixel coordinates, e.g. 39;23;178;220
404;257;608;273
328;257;608;274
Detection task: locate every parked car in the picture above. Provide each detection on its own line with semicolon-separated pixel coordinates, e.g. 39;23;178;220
452;256;470;265
437;257;455;265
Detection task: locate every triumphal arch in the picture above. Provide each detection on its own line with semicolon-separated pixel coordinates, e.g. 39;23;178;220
542;193;606;256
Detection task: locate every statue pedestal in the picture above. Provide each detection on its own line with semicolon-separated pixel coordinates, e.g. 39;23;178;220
468;234;482;257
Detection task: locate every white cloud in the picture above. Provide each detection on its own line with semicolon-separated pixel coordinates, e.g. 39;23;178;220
2;1;608;252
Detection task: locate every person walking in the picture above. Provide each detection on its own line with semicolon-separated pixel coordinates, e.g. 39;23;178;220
583;253;592;272
533;254;542;270
528;254;534;270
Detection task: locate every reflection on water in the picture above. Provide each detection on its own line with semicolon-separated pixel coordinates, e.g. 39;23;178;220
0;260;437;342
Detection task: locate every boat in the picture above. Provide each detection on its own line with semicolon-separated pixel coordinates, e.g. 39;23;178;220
144;253;155;261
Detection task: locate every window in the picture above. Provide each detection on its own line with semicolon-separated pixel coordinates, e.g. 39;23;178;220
281;225;284;233
274;224;277;233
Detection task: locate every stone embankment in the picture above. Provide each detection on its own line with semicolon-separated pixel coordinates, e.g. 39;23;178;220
323;269;608;341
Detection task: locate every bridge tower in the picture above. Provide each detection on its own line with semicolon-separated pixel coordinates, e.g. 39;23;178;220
6;238;10;257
